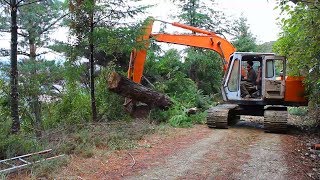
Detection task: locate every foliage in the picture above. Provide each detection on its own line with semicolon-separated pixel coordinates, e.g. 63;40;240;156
0;120;41;158
256;41;275;53
288;107;308;116
145;49;212;127
183;48;223;94
273;1;320;125
41;62;91;129
231;15;257;52
30;156;69;179
95;62;131;121
172;0;229;34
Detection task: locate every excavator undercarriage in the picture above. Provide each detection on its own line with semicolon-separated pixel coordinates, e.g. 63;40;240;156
207;104;288;133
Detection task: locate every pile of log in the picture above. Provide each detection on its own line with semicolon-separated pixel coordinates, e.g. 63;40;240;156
107;72;172;109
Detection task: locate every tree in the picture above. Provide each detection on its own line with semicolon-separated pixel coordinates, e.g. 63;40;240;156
231;15;257;52
69;0;98;121
1;0;20;133
171;0;227;95
68;0;148;122
172;0;229;34
0;0;66;134
273;1;320;125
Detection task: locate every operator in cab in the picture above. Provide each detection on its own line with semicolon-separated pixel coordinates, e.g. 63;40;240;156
241;60;257;98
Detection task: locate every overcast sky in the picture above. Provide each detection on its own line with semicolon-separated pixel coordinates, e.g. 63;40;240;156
144;0;281;43
0;0;281;61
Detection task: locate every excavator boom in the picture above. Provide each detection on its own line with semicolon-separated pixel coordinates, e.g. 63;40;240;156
127;17;236;83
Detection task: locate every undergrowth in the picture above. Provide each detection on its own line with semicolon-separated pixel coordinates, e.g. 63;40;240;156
45;120;158;157
288;107;308;116
149;72;214;127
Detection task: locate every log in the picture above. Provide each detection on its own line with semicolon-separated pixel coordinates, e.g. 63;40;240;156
107;72;172;109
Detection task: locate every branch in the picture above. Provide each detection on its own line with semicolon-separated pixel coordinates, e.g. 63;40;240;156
17;50;30;57
17;0;43;7
17;0;25;5
0;48;9;56
121;152;136;177
1;0;10;6
0;29;29;37
39;13;69;35
35;51;49;57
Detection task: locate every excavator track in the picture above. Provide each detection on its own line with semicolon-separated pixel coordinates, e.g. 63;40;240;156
207;104;238;129
264;108;288;133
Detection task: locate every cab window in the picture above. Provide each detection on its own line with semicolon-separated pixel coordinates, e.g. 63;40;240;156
227;59;239;92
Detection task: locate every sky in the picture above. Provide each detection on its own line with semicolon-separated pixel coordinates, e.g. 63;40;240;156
0;0;282;61
143;0;281;43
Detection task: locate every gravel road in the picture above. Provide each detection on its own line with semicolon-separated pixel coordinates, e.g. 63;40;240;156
20;117;318;180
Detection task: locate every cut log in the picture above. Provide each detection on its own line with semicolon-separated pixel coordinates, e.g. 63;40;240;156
107;72;172;109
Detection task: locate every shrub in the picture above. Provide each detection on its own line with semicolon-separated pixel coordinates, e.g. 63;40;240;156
95;64;131;121
288;107;308;116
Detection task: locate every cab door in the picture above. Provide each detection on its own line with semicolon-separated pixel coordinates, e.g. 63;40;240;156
222;57;241;101
262;55;286;100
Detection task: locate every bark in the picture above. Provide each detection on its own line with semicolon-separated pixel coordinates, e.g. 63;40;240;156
107;72;172;109
29;35;42;137
10;0;20;134
89;3;97;122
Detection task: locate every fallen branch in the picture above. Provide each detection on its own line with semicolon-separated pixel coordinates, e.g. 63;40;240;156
128;152;136;168
121;152;136;177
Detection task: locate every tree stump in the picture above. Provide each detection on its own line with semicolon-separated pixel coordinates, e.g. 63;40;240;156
107;72;172;109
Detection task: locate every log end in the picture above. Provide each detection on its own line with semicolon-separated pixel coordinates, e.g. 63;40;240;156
108;71;122;89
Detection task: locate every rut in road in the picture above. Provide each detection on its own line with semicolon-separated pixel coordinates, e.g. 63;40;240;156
127;130;226;179
127;128;289;179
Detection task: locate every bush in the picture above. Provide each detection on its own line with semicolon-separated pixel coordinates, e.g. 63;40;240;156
288;107;308;116
95;64;131;121
0;131;42;159
149;71;212;127
42;89;91;129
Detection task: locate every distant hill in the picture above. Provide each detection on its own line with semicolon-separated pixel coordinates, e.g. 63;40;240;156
256;41;275;53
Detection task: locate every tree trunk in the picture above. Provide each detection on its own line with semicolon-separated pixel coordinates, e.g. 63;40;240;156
29;37;42;137
10;0;20;134
107;72;172;109
89;3;97;122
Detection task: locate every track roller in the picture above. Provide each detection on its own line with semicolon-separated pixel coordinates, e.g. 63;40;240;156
207;104;238;129
264;108;288;133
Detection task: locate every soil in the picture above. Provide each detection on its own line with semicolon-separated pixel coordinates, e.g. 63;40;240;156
8;116;320;179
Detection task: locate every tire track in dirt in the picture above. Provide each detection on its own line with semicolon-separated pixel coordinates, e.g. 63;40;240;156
126;129;226;180
178;127;262;179
236;133;288;180
128;127;264;179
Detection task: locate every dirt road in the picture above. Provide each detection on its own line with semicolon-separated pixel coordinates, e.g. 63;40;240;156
51;117;319;180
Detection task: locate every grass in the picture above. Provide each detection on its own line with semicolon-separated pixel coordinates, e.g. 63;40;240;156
4;119;174;178
34;119;156;169
29;156;69;179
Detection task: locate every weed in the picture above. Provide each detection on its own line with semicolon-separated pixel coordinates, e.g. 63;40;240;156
30;156;69;179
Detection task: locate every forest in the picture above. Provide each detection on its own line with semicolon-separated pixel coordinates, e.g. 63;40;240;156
0;0;319;178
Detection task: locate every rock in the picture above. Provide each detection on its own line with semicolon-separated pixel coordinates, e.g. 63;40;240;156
307;173;313;177
310;154;317;159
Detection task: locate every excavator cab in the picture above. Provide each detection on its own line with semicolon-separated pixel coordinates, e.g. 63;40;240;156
222;53;286;105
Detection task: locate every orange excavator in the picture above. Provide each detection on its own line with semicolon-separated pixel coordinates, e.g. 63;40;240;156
127;17;307;133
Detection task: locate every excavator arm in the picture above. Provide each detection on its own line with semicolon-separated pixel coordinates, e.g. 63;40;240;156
128;17;236;83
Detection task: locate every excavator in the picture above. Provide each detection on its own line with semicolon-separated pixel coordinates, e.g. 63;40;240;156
127;17;307;133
